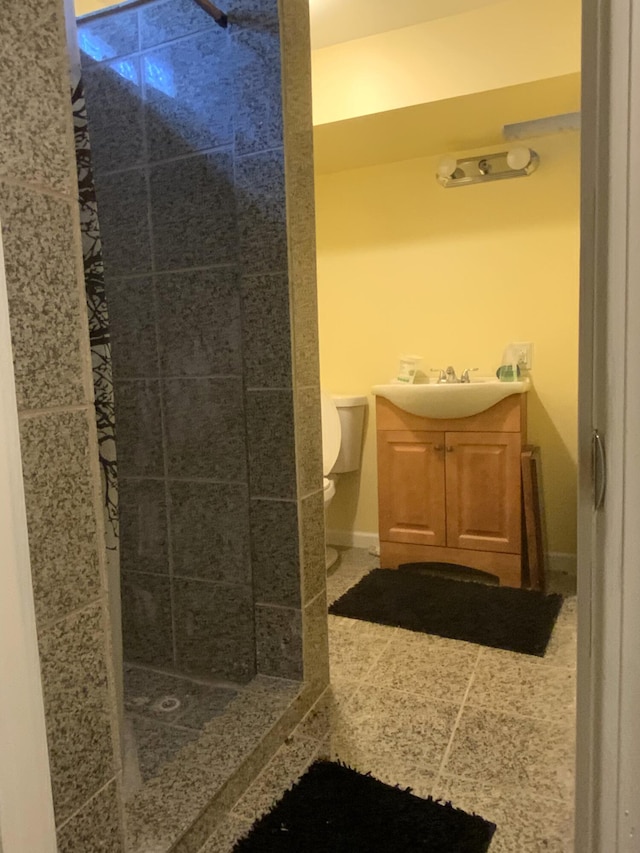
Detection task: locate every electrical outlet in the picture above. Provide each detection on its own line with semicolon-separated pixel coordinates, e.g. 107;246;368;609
511;342;533;371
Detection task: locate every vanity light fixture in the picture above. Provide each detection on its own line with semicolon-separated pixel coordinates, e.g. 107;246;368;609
436;146;539;188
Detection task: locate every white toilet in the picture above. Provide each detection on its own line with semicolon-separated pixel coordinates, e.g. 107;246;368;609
320;393;368;570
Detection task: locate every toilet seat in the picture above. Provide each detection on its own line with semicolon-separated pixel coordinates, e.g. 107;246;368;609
320;392;341;476
323;476;336;502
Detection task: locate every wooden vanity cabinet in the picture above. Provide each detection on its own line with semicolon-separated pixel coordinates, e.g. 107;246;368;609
376;394;527;587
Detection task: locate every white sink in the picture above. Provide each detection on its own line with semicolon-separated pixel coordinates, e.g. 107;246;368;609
372;377;530;419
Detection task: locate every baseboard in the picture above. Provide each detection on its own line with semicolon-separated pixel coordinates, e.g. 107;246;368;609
326;529;380;550
545;552;577;576
327;530;576;575
327;533;577;576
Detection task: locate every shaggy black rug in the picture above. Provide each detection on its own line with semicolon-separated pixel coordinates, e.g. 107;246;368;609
232;760;496;852
329;565;563;656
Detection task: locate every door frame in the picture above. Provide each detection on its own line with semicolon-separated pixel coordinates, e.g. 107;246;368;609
0;226;57;850
0;1;638;851
576;0;640;849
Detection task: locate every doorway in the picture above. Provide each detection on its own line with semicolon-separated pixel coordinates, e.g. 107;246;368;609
312;0;578;850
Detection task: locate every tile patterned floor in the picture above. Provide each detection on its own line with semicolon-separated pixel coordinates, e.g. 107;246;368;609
200;547;577;852
123;668;304;795
123;665;241;789
124;674;304;852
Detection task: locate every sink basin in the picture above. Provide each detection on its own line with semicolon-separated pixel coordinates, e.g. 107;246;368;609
372;377;530;419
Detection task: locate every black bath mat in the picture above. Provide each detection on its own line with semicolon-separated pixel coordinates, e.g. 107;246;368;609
232;760;496;852
329;565;563;656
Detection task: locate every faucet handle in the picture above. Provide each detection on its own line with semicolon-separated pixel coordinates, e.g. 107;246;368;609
430;368;447;383
460;367;479;383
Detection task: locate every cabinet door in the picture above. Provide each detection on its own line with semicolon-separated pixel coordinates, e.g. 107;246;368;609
378;430;446;546
446;431;521;554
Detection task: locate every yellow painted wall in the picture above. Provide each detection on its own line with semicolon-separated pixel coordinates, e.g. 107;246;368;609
317;132;580;556
74;0;120;16
311;0;581;126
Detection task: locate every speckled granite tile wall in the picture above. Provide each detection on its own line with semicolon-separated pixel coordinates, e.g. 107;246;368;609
80;0;328;691
280;0;329;687
0;0;125;849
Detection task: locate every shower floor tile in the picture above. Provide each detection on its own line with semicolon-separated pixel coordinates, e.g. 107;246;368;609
202;546;577;853
123;668;300;794
126;715;201;784
123;669;304;853
124;665;239;727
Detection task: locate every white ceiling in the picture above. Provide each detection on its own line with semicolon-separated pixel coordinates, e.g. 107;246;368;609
309;0;505;49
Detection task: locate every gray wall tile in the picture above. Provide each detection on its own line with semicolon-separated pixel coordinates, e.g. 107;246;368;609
236;149;287;275
303;591;330;688
0;185;85;410
300;490;325;604
0;0;73;192
113;380;164;477
279;0;319;389
255;604;303;680
150;151;236;271
295;386;323;497
77;0;328;712
170;481;251;584
231;0;280;28
106;276;158;379
119;478;169;575
279;0;316;241
57;778;124;853
95;168;152;277
140;0;214;48
291;264;320;389
232;28;283;156
144;30;232;161
163;378;247;480
121;572;174;667
78;10;140;60
241;273;292;388
250;499;301;607
38;604;115;824
83;58;145;175
246;390;296;499
281;0;327;689
3;0;125;845
156;268;241;376
174;580;256;682
19;411;101;625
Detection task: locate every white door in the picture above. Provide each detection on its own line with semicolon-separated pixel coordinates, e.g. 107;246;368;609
576;0;640;849
0;228;57;850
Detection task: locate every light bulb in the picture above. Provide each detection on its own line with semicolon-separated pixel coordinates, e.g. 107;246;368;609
437;156;458;179
507;146;532;171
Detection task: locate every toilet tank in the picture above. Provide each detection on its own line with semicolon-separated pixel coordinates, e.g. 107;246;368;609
332;395;368;473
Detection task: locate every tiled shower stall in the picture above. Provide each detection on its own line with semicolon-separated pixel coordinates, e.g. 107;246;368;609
0;0;328;847
80;0;326;686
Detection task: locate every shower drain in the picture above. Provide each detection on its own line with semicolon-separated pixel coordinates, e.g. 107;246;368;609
154;695;181;714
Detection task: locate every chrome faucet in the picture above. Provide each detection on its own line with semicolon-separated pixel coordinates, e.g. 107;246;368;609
431;366;458;383
431;366;479;384
444;366;458;383
460;367;479;384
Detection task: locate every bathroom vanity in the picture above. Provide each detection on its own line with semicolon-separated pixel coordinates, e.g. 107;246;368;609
375;393;527;587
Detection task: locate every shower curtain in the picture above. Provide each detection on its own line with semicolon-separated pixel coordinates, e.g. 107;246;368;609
71;73;119;559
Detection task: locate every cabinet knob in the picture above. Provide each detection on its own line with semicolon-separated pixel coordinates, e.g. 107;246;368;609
434;444;444;451
446;446;454;452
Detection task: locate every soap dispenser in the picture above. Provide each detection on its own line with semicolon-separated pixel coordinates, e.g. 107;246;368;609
496;345;520;382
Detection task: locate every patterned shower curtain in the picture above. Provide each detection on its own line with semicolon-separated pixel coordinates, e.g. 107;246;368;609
71;73;119;560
